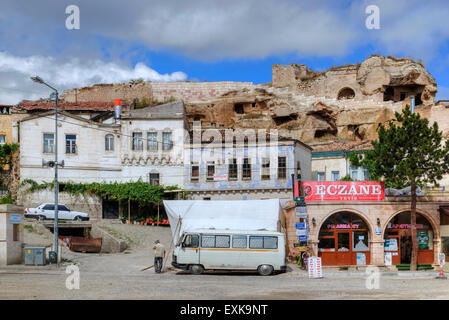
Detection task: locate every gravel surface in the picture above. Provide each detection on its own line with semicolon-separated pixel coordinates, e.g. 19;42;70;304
2;221;447;300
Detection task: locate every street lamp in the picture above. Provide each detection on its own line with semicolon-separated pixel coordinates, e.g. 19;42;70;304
31;75;60;264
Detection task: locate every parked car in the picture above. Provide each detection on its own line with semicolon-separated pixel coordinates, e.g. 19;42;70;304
24;203;89;221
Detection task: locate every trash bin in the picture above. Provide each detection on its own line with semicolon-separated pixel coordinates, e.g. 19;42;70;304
24;246;47;265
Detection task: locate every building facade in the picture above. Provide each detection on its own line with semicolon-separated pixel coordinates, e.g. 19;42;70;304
183;129;312;203
311;140;372;182
0;105;13;146
285;195;449;267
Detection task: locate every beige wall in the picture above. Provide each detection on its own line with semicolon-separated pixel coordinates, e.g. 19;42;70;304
0;204;24;266
0;114;12;144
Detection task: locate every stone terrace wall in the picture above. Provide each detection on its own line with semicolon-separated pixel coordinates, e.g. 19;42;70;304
150;81;254;103
61;81;254;104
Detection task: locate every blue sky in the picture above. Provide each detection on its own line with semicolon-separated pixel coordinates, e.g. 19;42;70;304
1;0;449;103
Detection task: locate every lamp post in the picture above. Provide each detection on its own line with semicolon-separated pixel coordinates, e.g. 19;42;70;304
31;76;60;264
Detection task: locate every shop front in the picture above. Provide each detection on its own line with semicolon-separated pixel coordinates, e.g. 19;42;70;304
285;193;447;267
318;211;370;266
383;211;434;265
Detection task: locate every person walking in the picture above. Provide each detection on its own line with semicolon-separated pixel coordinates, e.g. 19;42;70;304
152;240;166;273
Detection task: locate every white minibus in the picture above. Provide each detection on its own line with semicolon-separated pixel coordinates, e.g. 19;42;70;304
171;229;286;275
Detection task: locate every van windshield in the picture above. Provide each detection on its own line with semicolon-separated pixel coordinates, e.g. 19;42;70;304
183;234;199;248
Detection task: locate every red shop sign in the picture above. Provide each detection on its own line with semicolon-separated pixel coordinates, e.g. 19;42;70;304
300;181;385;201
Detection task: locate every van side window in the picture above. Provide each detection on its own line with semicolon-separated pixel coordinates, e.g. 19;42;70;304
201;235;215;248
249;236;264;249
183;234;199;248
232;235;247;248
249;236;278;249
215;235;230;248
263;236;278;249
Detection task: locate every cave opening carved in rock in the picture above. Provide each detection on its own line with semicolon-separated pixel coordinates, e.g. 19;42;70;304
337;87;355;100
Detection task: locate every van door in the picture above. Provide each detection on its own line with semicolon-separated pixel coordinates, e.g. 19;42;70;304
179;233;200;265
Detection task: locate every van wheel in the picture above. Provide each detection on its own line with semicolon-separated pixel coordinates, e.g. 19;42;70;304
189;264;204;275
74;216;82;221
257;264;274;276
37;215;45;222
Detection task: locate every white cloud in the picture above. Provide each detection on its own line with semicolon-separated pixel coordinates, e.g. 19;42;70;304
0;52;187;104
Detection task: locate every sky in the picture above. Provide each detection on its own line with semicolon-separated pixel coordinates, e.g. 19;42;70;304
1;0;449;104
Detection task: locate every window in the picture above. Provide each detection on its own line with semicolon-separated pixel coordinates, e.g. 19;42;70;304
201;235;215;248
43;204;55;210
13;224;19;241
203;197;211;200
277;156;287;179
331;171;340;181
228;159;238;180
261;158;270;180
65;134;77;154
363;168;370;181
215;235;230;248
0;135;5;146
263;236;278;249
147;132;158;151
350;166;359;181
132;132;143;150
242;158;251;180
43;133;54;153
191;162;199;182
206;161;215;181
58;205;69;211
232;235;247;248
316;172;325;181
149;173;160;186
105;134;114;151
162;132;173;150
183;234;199;248
249;236;278;249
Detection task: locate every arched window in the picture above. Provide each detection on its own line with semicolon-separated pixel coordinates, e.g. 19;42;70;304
105;134;114;151
337;87;355;100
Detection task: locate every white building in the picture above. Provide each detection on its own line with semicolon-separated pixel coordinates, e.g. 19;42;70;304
19;101;189;187
183;128;312;203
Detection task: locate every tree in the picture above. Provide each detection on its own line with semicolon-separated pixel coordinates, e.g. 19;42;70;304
0;143;18;187
363;105;449;270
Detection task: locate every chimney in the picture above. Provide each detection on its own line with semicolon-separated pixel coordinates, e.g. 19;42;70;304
114;99;122;120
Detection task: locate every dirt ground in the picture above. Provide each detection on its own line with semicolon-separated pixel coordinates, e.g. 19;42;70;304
1;221;449;300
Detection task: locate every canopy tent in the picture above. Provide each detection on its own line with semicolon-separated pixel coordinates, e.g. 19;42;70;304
163;199;286;244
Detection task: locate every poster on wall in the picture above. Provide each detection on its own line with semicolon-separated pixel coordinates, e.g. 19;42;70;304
384;238;398;251
384;252;392;266
300;181;385;201
356;253;366;265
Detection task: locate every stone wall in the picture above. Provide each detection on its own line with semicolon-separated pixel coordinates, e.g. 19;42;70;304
61;81;254;104
17;189;103;221
150;82;253;103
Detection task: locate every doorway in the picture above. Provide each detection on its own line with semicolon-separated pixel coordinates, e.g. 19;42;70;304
318;211;371;266
384;212;434;265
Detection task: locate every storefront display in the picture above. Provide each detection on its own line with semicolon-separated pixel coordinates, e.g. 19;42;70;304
383;212;434;265
318;212;370;265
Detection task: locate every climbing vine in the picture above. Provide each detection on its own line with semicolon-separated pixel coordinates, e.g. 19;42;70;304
20;179;183;205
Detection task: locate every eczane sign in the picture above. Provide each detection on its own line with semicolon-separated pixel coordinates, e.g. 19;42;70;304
299;181;385;201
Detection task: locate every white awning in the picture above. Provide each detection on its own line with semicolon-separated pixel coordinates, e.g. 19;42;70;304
163;199;285;244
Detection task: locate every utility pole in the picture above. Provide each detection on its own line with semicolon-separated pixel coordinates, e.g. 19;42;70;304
31;76;61;264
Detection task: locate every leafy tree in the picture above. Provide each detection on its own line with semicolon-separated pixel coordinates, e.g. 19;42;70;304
340;174;353;181
0;143;18;188
363;105;449;270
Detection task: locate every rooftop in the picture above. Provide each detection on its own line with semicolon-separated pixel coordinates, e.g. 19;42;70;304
312;140;373;153
17;100;118;112
121;100;186;119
